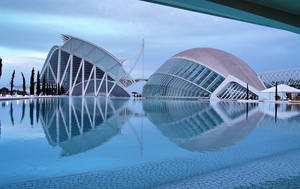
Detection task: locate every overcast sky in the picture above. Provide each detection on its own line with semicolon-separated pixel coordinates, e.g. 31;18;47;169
0;0;300;88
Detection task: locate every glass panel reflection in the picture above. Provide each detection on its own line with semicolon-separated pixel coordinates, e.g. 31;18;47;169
143;100;262;152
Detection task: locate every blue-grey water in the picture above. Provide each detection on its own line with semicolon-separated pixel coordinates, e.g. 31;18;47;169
1;97;300;188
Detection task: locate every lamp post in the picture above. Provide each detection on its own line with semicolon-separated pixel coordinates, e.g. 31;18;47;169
246;83;249;100
275;82;278;101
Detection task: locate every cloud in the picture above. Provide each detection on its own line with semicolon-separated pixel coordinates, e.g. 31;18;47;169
0;0;299;87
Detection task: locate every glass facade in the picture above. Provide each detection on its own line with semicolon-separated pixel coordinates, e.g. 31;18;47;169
143;100;224;139
143;58;225;98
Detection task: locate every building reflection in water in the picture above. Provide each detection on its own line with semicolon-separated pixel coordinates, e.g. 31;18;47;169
258;103;300;133
39;97;131;156
143;100;264;152
3;97;300;155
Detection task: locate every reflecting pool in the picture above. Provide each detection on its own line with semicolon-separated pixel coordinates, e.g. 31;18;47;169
1;97;300;188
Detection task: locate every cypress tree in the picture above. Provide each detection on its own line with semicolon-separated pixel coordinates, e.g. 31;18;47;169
61;86;65;95
46;83;49;95
10;70;15;96
30;68;35;95
21;72;26;96
36;71;41;96
42;76;46;95
0;57;2;80
57;85;61;95
51;84;54;96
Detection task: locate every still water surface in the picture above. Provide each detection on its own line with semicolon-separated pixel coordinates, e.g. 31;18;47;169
1;97;300;188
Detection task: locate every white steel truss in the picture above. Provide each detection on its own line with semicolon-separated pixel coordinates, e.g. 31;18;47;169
258;67;300;86
40;35;141;97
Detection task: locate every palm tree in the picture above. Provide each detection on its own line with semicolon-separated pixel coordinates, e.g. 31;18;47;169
10;70;15;96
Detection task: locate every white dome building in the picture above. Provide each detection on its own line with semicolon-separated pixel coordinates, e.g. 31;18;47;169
143;48;265;100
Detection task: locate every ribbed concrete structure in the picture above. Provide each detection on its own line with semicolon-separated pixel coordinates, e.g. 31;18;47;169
143;48;265;100
40;35;133;97
173;48;265;90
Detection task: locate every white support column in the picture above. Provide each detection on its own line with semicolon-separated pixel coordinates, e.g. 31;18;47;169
41;47;58;77
71;102;81;132
94;66;97;96
71;59;83;93
96;99;105;121
105;98;108;120
69;54;73;96
49;64;58;83
84;100;93;126
47;66;49;81
82;59;85;96
57;47;61;92
107;80;117;97
105;74;108;97
92;98;96;127
59;106;69;138
56;109;59;144
59;54;71;86
83;66;95;96
68;97;72;138
96;73;106;96
80;98;84;134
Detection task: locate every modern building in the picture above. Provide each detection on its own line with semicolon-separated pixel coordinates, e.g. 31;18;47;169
258;67;300;88
40;35;134;97
143;48;265;100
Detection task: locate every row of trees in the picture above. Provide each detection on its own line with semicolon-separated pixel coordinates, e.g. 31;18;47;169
19;68;65;96
0;58;64;96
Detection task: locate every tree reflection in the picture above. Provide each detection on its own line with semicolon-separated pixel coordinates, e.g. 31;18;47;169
10;102;14;126
20;100;26;123
29;100;34;126
36;99;40;123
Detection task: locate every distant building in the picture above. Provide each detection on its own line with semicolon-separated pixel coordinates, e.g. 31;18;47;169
40;35;134;97
258;67;300;88
143;48;265;100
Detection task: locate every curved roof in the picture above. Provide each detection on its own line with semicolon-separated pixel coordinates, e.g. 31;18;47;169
61;35;132;82
172;48;265;90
